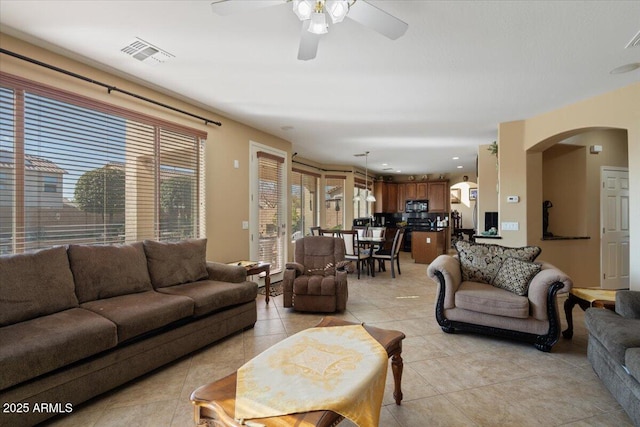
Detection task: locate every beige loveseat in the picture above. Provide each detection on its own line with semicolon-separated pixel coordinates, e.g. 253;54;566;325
427;241;572;352
0;239;257;427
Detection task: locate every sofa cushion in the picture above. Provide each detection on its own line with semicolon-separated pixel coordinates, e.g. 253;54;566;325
68;242;153;303
492;257;542;296
157;280;258;317
143;239;208;288
625;348;640;383
0;307;117;390
455;281;530;318
454;240;541;285
80;291;194;342
585;307;640;366
0;246;78;326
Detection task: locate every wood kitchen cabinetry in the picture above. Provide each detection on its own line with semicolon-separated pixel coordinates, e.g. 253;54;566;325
412;230;446;264
374;182;399;213
427;181;448;212
416;182;428;199
375;179;449;213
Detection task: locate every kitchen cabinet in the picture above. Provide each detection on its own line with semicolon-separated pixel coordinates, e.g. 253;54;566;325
416;182;428;199
404;183;417;201
427;180;448;212
397;184;407;212
412;230;446;264
374;182;398;213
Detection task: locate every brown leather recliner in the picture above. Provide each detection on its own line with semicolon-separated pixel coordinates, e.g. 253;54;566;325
283;236;348;312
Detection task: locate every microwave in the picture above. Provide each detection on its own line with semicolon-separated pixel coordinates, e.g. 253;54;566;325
405;200;429;212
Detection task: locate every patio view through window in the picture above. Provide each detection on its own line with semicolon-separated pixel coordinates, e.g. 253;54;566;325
0;74;206;254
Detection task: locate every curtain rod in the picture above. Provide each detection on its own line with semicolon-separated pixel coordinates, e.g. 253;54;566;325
0;48;222;127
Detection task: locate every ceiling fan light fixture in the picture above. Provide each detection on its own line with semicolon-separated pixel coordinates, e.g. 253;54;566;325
325;0;349;24
308;11;328;34
292;0;314;21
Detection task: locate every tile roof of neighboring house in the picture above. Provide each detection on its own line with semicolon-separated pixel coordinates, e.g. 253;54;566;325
0;150;67;174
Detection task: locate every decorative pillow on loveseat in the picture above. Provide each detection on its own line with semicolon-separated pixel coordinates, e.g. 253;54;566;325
69;242;153;303
454;240;541;284
492;257;542;296
143;238;208;288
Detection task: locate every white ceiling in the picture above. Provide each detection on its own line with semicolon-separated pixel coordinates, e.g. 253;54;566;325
1;1;638;176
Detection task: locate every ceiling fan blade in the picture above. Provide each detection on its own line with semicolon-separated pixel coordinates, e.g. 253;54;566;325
347;0;408;40
210;0;283;16
298;21;321;61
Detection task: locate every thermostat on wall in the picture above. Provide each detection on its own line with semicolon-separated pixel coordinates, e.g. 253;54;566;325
507;195;519;203
590;145;603;154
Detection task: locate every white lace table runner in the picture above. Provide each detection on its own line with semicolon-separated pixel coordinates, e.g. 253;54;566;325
235;325;388;427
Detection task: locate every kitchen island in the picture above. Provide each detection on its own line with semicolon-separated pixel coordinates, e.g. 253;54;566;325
412;229;447;264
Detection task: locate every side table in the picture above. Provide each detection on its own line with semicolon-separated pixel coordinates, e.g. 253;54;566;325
245;262;271;305
562;287;617;339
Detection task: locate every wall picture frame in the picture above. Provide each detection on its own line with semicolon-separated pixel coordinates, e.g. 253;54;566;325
469;188;478;201
450;188;461;204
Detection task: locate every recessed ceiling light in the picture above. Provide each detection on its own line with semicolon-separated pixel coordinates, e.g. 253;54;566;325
610;63;640;74
452;156;459;160
457;165;463;169
382;163;388;166
396;170;402;173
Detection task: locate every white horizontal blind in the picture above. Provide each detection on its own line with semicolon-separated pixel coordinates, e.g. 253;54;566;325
257;151;284;273
0;73;206;254
291;168;319;239
324;175;345;230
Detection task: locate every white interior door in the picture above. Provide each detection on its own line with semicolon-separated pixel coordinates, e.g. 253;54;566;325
601;167;630;289
250;142;287;283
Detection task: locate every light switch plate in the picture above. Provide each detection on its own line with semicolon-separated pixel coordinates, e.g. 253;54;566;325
242;221;249;229
501;221;519;231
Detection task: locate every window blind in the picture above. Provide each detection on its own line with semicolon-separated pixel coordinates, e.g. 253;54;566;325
257;151;285;273
0;72;206;254
291;169;319;239
324;176;345;230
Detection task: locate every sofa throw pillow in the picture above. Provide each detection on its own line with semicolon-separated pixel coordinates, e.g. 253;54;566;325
492;257;542;296
144;238;208;288
455;240;541;284
0;246;79;326
69;242;153;303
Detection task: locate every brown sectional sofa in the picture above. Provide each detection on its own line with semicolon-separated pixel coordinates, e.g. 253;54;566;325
0;239;258;427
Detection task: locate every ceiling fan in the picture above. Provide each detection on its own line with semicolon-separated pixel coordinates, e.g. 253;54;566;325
210;0;408;60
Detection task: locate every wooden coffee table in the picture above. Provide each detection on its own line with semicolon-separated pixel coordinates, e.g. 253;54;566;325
562;287;617;339
190;317;405;427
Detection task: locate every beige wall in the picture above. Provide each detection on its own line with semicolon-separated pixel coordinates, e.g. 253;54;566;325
0;33;292;263
499;83;639;290
477;143;499;234
538;129;628;286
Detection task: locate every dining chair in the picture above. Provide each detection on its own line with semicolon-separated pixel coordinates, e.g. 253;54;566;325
368;227;386;239
310;226;321;236
341;230;370;279
373;228;405;278
319;229;341;237
352;225;368;240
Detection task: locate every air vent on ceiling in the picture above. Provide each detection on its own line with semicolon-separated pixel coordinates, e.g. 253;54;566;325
626;30;640;49
121;38;174;65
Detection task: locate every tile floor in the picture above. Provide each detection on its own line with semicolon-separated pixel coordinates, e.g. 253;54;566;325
42;253;632;427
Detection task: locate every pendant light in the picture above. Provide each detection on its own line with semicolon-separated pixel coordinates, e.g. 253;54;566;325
364;152;376;203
